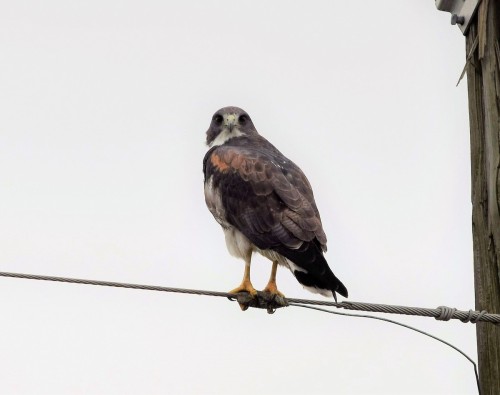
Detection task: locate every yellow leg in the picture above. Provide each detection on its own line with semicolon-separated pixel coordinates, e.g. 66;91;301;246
229;262;257;295
229;252;257;310
263;261;285;297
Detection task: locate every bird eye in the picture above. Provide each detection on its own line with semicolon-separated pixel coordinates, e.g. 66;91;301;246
213;114;223;124
239;115;248;124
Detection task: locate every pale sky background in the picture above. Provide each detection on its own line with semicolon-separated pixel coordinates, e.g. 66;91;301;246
0;1;477;394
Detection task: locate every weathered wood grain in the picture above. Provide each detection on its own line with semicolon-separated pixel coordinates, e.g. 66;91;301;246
465;1;500;392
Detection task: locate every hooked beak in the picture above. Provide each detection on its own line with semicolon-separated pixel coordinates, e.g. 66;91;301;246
224;114;237;131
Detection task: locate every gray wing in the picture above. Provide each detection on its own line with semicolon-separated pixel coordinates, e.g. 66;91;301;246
204;145;327;251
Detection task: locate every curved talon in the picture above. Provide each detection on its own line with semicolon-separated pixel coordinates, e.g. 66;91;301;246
229;281;257;311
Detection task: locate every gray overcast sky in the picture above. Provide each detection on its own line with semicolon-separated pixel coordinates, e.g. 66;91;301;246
0;1;476;394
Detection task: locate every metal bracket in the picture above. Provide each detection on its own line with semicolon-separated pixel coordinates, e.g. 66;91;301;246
435;0;481;35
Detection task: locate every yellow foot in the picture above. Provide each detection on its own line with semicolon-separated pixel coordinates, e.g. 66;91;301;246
229;281;257;296
262;283;285;298
229;282;257;311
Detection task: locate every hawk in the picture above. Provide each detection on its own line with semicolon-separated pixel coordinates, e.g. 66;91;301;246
203;106;348;305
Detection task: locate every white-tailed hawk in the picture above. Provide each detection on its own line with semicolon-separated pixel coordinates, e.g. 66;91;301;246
203;106;347;305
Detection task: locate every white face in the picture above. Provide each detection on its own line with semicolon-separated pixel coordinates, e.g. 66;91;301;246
208;113;244;147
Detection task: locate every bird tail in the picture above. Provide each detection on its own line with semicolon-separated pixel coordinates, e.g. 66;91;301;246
276;242;348;301
293;261;348;302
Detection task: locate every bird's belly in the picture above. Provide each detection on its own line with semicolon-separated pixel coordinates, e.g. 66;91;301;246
223;227;290;270
254;246;290;269
223;227;253;259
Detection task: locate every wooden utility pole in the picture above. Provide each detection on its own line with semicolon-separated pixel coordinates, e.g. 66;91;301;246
464;0;500;393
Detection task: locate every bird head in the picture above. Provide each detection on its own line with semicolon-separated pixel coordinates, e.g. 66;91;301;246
206;106;257;147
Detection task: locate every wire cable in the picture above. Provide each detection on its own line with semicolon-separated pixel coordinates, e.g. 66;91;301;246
289;303;481;395
0;270;484;394
0;270;498;325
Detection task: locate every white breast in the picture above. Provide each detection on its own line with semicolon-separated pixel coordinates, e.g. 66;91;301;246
223;227;253;259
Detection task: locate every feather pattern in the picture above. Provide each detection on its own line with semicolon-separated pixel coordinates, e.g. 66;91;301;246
204;132;347;299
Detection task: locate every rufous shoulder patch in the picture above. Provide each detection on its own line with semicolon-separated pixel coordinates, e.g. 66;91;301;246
210;153;230;172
